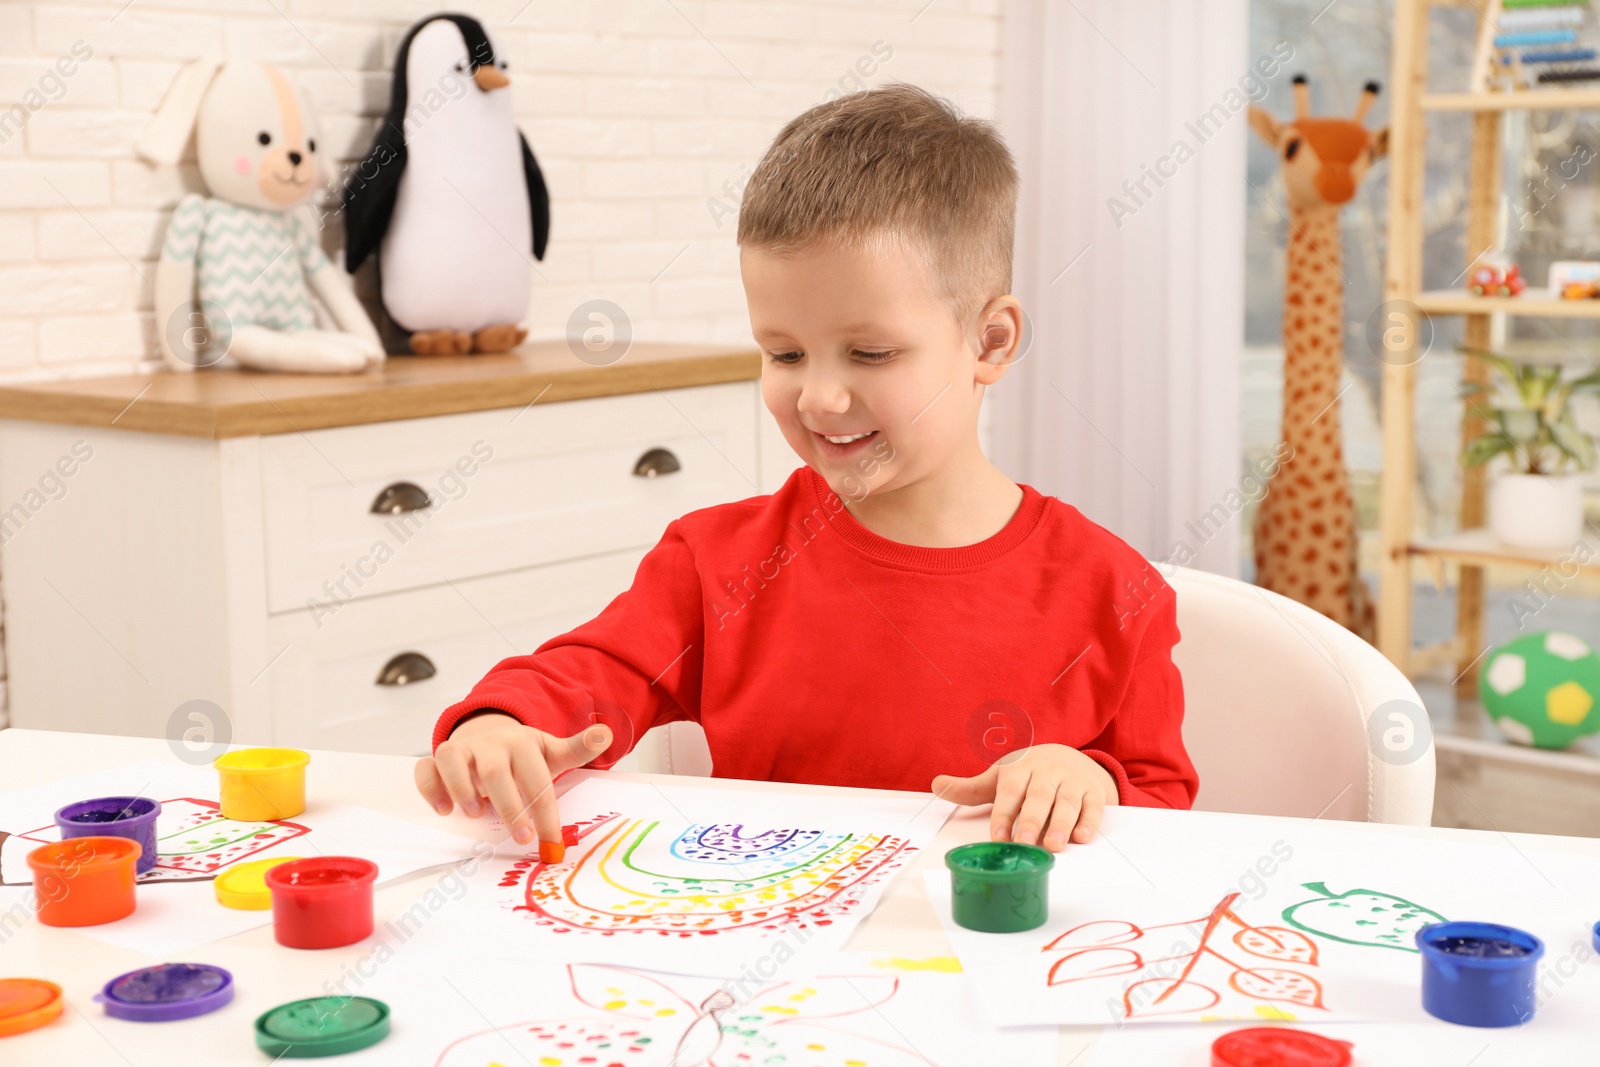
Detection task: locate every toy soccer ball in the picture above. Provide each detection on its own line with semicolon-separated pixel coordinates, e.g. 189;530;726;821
1480;631;1600;749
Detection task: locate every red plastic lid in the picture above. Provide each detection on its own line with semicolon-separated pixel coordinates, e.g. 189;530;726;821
1212;1028;1354;1067
264;856;378;895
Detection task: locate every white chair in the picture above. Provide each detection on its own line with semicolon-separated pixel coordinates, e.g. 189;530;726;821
1167;565;1434;825
619;564;1436;826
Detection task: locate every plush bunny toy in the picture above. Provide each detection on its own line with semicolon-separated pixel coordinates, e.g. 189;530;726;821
137;60;383;374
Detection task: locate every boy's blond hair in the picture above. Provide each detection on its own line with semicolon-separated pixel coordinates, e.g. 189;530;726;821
737;83;1018;321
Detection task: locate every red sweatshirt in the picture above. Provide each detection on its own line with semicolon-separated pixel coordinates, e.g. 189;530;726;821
433;465;1198;808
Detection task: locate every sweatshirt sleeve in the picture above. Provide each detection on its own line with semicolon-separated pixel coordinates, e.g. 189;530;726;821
430;520;705;767
1079;585;1199;810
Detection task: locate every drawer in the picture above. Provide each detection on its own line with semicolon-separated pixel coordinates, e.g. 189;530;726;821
259;382;757;614
262;549;648;754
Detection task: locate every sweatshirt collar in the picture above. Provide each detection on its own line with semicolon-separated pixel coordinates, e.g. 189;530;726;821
802;465;1049;570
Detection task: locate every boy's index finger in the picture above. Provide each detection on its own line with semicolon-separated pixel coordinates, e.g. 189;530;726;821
507;744;564;861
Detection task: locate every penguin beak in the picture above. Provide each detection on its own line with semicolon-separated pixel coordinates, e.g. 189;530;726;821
473;66;509;92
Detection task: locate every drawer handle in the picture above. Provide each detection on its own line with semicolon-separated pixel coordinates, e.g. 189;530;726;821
632;447;681;479
375;651;437;687
370;482;432;515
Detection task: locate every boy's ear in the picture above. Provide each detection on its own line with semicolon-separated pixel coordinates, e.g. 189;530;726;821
974;296;1025;382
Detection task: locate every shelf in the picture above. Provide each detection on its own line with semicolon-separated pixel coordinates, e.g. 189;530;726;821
0;342;762;439
1409;528;1600;572
1423;88;1600;112
1415;290;1600;318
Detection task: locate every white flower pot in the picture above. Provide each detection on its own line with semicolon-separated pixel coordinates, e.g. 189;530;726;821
1490;471;1585;549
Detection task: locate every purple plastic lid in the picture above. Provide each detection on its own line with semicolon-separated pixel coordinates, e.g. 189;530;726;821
96;963;233;1022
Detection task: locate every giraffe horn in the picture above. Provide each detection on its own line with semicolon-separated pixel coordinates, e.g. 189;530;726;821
1292;74;1310;119
1354;80;1380;123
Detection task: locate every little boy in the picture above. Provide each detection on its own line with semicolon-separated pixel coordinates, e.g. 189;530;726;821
417;84;1198;860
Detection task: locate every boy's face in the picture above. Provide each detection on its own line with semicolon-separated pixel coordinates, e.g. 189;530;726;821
742;237;1016;503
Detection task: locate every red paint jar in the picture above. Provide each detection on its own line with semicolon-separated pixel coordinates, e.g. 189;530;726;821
264;857;378;949
26;836;140;927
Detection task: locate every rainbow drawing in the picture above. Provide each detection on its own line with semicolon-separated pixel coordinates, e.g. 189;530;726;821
497;810;917;937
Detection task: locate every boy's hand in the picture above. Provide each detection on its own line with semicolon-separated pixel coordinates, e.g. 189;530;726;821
415;712;612;850
931;744;1119;852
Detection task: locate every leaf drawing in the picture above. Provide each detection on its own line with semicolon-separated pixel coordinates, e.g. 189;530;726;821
1233;924;1318;966
1040;889;1334;1022
1229;967;1326;1010
1041;919;1143;952
1123;977;1221;1019
1046;948;1144;986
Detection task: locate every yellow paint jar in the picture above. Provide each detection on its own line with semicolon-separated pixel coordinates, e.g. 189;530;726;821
214;748;310;821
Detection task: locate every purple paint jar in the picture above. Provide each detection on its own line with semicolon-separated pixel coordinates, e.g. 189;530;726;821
54;796;162;875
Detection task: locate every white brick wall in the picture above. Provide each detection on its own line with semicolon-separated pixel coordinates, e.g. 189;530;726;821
0;0;1003;377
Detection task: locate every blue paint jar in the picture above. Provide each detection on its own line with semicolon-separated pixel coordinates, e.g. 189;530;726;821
1416;921;1544;1028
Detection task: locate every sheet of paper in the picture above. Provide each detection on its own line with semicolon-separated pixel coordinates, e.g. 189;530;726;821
325;952;1056;1066
927;806;1600;1029
0;758;479;956
401;776;954;970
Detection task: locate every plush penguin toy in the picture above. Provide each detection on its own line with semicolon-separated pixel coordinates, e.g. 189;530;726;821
344;14;550;355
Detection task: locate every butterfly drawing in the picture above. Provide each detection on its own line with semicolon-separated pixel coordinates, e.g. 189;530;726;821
433;964;939;1066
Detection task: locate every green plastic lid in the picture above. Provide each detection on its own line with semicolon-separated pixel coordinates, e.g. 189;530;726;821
254;996;390;1058
945;841;1055;882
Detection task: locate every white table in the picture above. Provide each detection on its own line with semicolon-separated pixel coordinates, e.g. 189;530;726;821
2;729;1598;1066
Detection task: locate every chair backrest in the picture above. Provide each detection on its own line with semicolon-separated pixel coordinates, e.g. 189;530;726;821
1168;565;1434;825
617;565;1436;826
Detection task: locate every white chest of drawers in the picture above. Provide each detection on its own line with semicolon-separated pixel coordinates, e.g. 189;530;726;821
0;343;797;756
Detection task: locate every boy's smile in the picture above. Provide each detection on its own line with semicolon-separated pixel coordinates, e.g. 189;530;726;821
812;428;881;457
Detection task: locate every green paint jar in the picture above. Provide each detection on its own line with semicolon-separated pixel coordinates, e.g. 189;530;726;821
945;841;1054;933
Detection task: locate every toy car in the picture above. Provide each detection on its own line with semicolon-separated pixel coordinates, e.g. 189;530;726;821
1468;262;1526;297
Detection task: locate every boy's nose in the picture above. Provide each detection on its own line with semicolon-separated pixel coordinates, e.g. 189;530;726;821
797;376;852;416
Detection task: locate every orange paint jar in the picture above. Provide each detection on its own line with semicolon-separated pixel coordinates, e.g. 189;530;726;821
26;836;140;927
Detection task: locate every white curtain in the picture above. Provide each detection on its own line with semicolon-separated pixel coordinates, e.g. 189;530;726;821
994;0;1248;577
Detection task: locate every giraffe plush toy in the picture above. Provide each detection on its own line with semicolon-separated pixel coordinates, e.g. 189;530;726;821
1248;76;1388;642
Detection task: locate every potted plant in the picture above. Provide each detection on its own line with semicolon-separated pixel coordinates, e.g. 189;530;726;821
1459;346;1600;549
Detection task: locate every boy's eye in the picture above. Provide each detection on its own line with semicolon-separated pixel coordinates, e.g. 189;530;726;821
852;349;894;363
768;351;802;364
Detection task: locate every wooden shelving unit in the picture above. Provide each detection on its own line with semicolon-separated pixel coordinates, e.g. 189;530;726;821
1410;528;1600;571
1423;87;1600;111
1381;0;1600;691
1415;291;1600;318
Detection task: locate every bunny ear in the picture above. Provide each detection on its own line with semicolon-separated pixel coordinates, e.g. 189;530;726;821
566;964;701;1022
137;57;221;165
741;974;899;1024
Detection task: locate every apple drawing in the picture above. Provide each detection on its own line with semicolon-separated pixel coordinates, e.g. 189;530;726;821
1280;882;1446;953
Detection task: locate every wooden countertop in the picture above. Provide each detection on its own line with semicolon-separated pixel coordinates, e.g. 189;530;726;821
0;341;761;439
